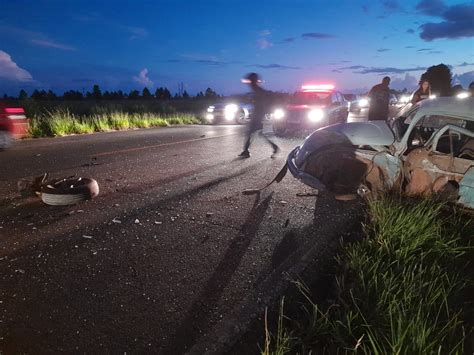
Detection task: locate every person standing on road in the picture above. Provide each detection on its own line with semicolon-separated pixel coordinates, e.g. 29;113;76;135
239;73;280;158
367;76;391;121
411;80;431;104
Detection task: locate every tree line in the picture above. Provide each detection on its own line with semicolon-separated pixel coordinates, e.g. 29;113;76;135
4;85;220;101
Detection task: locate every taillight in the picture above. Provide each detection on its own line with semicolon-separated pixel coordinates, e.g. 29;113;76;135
5;108;26;119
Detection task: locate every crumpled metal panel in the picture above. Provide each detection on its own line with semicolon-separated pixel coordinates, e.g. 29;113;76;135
459;167;474;209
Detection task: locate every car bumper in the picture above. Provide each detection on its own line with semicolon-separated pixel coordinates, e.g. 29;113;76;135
287;147;327;191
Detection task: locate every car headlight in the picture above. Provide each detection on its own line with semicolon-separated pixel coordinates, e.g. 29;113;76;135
456;92;469;99
358;98;369;107
225;104;239;113
400;95;410;104
206;113;214;120
272;108;285;120
429;94;437;99
207;106;215;113
308;109;324;122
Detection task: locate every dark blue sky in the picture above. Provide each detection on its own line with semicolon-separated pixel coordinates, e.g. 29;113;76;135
1;0;473;95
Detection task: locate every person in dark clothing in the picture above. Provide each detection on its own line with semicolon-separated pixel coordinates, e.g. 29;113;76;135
411;80;431;104
367;76;391;121
239;73;280;158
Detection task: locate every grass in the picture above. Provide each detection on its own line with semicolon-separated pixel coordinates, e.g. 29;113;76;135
263;198;473;354
27;107;202;137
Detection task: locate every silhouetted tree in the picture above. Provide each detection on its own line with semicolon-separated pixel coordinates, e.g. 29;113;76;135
182;90;190;99
18;89;28;100
92;84;102;99
205;87;217;98
142;87;152;99
63;90;84;100
154;87;172;100
420;64;452;96
128;90;140;99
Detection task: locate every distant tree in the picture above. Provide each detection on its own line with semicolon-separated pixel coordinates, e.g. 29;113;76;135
31;89;49;100
420;64;452;96
205;87;217;98
154;87;171;100
128;90;140;99
142;87;152;99
196;91;204;98
92;84;102;99
18;89;28;100
46;90;57;100
182;90;190;99
63;90;83;100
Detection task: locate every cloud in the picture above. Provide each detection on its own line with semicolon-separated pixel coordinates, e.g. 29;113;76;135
133;68;153;87
383;0;402;11
278;37;295;44
452;70;474;87
123;26;148;40
257;38;273;49
354;66;425;74
164;56;241;67
31;39;76;51
340;65;367;70
377;48;391;52
332;69;342;73
258;29;271;36
406;28;415;34
0;50;33;82
251;64;301;70
416;0;446;16
417;2;474;41
417;48;434;51
301;32;335;39
390;73;419;90
405;45;415;48
457;62;474;67
362;5;369;13
0;25;77;51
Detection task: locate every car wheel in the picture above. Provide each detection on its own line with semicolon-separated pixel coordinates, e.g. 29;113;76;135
0;131;12;150
235;111;246;125
41;177;99;206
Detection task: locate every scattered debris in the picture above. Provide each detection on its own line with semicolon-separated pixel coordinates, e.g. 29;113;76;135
279;200;288;205
206;212;214;218
284;218;290;227
112;218;122;224
296;192;319;197
134;219;140;224
154;221;162;225
82;235;93;239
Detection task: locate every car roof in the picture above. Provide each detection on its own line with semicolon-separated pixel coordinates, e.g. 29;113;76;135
416;97;474;120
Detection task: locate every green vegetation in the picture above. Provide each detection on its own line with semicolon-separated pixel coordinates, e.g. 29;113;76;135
263;198;472;354
27;107;201;137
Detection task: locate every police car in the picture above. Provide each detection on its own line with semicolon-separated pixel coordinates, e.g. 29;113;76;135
271;84;348;135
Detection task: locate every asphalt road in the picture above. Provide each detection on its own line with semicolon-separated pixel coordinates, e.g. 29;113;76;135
0;119;364;353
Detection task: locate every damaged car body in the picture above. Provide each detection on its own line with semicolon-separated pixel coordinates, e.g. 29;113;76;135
287;97;474;209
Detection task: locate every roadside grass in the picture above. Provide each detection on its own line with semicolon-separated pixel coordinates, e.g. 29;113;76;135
27;107;201;137
263;198;472;354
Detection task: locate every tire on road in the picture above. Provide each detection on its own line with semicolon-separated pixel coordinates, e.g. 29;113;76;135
41;177;99;206
0;130;12;150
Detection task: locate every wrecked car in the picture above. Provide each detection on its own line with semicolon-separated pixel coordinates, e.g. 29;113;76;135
287;97;474;209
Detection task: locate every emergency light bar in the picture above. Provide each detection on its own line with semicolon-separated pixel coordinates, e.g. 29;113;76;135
301;84;335;92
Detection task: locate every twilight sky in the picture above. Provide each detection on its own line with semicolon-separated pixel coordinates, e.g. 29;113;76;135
1;0;473;96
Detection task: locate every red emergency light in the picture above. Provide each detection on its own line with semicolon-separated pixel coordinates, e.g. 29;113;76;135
5;108;25;113
301;84;335;92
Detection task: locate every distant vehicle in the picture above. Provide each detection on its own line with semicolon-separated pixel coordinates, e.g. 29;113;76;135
271;84;348;135
204;103;250;125
0;103;29;149
389;93;398;105
344;94;369;113
286;96;474;209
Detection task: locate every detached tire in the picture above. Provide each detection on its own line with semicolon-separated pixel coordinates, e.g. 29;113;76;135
41;177;99;206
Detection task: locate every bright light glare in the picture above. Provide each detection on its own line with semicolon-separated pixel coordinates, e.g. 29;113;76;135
302;84;335;91
400;95;410;103
225;104;239;113
429;94;437;99
456;92;469;99
273;108;285;120
359;98;369;107
206;114;214;120
207;106;215;113
308;109;324;122
225;112;235;120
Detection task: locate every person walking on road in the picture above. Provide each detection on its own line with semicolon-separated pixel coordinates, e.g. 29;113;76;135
411;80;431;104
367;76;391;121
239;73;280;158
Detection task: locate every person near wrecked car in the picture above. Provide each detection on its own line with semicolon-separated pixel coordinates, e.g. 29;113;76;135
367;76;391;121
411;80;431;104
238;73;280;158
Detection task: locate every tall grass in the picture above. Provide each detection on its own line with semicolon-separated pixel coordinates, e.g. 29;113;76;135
264;198;472;354
27;107;201;137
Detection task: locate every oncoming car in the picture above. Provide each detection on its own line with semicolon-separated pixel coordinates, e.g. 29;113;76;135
286;96;474;208
271;84;348;135
344;94;369;113
0;103;29;149
204;103;250;125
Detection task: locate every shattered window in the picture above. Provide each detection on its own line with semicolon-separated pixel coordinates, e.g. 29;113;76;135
418;115;466;129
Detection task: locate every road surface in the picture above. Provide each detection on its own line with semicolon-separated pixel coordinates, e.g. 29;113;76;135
0;120;364;353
